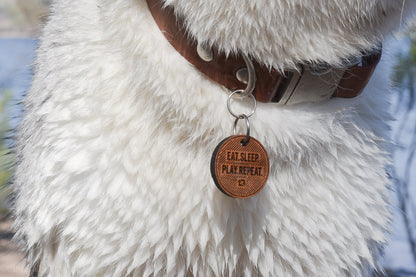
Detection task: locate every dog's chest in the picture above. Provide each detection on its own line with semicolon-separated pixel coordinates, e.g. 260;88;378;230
14;0;398;276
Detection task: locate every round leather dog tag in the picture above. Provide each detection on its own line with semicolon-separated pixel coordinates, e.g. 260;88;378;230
211;135;269;198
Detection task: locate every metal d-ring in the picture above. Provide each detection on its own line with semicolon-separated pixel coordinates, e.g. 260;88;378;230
233;114;251;145
227;89;257;119
240;53;256;97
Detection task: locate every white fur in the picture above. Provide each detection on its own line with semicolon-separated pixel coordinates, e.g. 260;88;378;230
165;0;416;70
12;0;416;276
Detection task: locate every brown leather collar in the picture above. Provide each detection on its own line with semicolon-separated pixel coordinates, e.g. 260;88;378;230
146;0;381;104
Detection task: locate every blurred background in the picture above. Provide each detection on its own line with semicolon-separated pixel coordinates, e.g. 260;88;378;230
0;1;49;276
0;1;415;276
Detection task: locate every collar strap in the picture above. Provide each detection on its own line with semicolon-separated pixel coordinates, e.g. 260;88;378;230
146;0;381;104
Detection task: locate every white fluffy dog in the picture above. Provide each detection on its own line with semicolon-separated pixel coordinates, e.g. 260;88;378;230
12;0;416;276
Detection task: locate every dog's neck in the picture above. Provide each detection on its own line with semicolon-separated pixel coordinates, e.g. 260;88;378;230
147;0;382;104
161;0;410;70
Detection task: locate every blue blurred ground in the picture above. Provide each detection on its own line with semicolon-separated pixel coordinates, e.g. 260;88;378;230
0;39;36;127
0;39;36;94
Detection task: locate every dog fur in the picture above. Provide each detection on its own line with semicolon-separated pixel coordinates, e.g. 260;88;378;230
12;0;416;276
